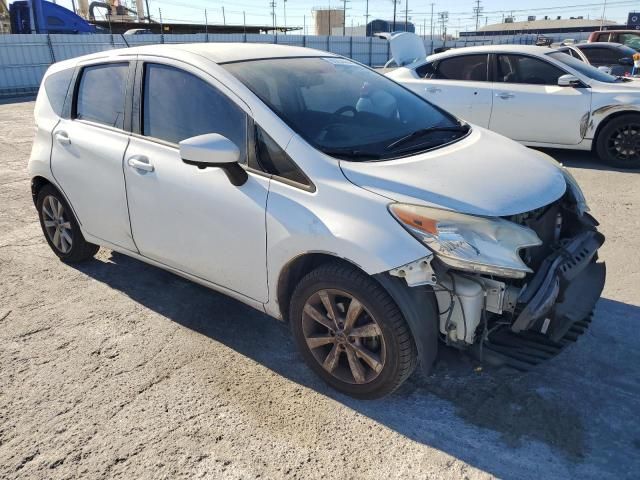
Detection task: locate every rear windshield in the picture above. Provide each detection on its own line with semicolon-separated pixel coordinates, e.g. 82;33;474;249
44;68;74;116
223;57;468;161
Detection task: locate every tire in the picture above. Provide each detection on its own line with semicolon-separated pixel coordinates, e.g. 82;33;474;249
595;114;640;169
36;185;99;263
289;262;417;399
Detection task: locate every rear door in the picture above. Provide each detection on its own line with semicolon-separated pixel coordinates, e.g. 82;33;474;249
488;53;591;145
50;60;137;251
409;54;493;127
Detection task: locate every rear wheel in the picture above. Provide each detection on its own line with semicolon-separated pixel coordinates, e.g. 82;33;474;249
290;263;417;399
596;114;640;169
36;185;99;263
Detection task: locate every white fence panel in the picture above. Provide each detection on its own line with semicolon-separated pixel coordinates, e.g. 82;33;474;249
1;31;551;95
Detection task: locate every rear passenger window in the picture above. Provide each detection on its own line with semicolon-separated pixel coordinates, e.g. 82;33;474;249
433;55;488;81
142;63;247;160
44;68;74;116
497;55;565;85
76;63;128;129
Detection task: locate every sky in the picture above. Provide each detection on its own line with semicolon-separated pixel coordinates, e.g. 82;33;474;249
13;0;640;34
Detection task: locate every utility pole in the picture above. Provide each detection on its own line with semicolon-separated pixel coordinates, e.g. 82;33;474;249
222;6;226;25
270;1;276;31
144;0;150;21
365;0;369;33
283;0;287;34
473;0;483;32
430;3;434;38
392;0;397;32
343;0;346;36
600;0;607;30
243;11;246;34
205;9;208;35
404;0;408;31
438;11;448;47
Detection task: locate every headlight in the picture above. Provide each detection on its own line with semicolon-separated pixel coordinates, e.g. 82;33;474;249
562;169;589;215
389;204;542;279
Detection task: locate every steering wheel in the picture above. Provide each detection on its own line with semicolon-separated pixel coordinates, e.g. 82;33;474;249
333;106;357;117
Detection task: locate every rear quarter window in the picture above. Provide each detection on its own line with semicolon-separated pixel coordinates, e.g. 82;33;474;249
44;68;74;116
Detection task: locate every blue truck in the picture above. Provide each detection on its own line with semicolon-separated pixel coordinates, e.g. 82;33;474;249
9;0;96;34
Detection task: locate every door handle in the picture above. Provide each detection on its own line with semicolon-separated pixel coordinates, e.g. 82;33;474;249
127;155;154;172
496;92;515;99
54;131;71;145
426;87;442;93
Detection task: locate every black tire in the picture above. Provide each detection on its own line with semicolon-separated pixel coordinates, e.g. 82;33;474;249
290;262;417;399
595;114;640;169
36;184;99;263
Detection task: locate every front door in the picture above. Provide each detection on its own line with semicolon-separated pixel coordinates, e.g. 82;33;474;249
123;61;269;302
411;54;493;127
50;61;137;251
488;53;592;145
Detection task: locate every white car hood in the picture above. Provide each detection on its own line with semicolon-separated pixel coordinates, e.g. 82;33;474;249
339;126;567;217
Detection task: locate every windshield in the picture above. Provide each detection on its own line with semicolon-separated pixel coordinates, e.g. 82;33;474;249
223;57;467;160
547;51;620;83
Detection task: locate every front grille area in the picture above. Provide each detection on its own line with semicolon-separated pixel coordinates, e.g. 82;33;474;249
505;197;565;272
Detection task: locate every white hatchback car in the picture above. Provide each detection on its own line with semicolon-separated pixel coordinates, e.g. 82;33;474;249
385;38;640;168
30;44;606;398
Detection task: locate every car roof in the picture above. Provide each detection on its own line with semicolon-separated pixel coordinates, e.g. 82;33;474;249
426;44;554;61
576;42;626;49
71;43;336;65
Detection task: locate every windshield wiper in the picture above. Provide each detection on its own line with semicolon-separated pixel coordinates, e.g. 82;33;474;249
320;148;382;160
385;124;470;151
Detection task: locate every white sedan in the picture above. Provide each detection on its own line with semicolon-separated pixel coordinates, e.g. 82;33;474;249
385;37;640;168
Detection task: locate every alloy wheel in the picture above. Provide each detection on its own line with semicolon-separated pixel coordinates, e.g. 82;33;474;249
607;123;640;163
301;289;386;385
41;195;73;254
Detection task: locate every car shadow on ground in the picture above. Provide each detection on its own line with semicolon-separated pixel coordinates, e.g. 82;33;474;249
73;251;638;477
537;147;638;172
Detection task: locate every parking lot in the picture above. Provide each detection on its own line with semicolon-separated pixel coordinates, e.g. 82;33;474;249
0;98;639;479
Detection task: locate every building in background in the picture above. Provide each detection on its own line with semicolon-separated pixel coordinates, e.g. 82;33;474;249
1;0;10;33
313;8;344;35
366;19;414;36
461;16;619;37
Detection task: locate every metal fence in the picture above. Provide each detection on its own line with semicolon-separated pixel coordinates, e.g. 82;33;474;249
0;33;396;97
0;32;547;97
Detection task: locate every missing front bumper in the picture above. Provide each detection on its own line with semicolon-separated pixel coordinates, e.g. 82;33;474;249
511;230;606;341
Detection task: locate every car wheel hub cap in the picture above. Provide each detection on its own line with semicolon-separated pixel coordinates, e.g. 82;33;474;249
42;195;73;254
301;289;386;385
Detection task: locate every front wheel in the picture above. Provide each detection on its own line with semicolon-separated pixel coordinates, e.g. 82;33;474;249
290;263;417;399
595;114;640;169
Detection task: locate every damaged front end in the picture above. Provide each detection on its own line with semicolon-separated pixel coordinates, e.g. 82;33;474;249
388;177;606;370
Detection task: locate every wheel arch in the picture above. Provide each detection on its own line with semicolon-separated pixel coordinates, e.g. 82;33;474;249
591;109;640;150
276;252;363;323
31;175;54;205
276;252;439;374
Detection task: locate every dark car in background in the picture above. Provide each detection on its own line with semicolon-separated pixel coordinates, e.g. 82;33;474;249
558;42;637;76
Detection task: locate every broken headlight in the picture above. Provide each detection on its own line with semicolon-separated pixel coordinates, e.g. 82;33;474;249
389;204;542;279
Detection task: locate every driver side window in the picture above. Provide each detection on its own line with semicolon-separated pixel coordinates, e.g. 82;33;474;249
496;54;565;85
142;63;247;160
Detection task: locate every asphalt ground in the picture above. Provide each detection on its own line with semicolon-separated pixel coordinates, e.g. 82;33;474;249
1;99;639;479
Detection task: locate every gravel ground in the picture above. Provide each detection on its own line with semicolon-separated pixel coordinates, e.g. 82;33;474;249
1;99;639;480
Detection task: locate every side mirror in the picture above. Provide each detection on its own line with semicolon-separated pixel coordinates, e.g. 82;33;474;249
619;57;634;66
558;74;582;87
180;133;248;186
